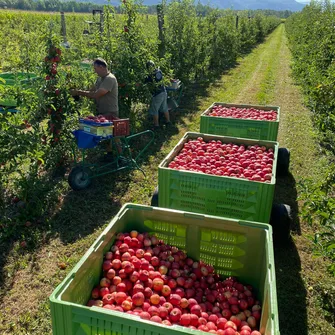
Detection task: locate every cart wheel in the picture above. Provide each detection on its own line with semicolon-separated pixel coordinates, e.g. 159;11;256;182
151;186;159;207
68;166;92;191
270;204;292;243
276;147;290;177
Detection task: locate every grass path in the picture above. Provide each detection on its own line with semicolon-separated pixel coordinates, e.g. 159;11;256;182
1;24;334;335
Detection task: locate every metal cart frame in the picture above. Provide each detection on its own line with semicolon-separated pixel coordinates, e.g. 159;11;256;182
68;129;154;190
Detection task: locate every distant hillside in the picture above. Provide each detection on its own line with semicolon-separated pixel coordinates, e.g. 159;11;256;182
208;0;305;11
91;0;305;12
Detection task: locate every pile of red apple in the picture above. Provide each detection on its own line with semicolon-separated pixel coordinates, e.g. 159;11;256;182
208;105;277;121
82;115;110;123
87;231;263;335
168;137;274;183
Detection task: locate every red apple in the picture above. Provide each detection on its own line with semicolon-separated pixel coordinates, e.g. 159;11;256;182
140;311;151;320
132;292;145;306
190;304;202;316
169;308;182;322
152;278;164;292
180;313;191;326
114;292;127;304
150;294;161;305
161;285;171;296
169;294;181;306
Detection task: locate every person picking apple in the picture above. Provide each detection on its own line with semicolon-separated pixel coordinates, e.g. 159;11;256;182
145;60;171;130
70;58;118;119
70;58;121;161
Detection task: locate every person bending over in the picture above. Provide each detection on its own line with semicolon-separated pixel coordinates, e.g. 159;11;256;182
145;60;171;129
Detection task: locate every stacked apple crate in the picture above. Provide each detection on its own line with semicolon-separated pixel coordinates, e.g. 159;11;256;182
157;102;285;224
49;102;288;335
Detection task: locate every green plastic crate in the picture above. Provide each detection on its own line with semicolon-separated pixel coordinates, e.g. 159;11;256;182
0;98;17;107
158;132;278;223
80;62;92;70
200;102;280;141
0;72;39;107
0;106;19;113
50;203;279;335
0;72;39;86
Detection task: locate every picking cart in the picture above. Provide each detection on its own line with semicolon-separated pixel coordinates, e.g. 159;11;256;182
68;118;154;191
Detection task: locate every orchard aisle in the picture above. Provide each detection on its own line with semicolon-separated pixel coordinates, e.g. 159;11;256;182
116;22;334;335
1;24;334;335
177;23;333;335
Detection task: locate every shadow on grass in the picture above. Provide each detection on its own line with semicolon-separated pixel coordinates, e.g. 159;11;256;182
0;175;63;302
48;174;125;244
273;173;307;335
274;172;301;235
274;238;308;335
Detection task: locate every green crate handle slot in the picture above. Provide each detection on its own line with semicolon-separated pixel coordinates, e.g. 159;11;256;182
117;203;154;220
239;220;271;230
93;235;105;252
183;212;205;220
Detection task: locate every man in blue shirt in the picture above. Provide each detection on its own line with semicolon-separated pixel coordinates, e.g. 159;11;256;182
145;60;171;129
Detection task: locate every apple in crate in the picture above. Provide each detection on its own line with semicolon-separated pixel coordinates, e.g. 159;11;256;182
209;105;277;121
87;230;264;334
168;137;274;183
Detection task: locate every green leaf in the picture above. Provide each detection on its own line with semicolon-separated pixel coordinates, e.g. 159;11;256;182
326;244;335;252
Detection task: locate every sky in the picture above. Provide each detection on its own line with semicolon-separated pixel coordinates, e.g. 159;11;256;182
296;0;335;2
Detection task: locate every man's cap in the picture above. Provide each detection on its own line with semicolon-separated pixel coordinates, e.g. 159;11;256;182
146;60;155;68
94;58;108;67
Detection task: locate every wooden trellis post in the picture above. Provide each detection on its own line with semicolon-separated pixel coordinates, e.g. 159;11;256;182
157;2;165;58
